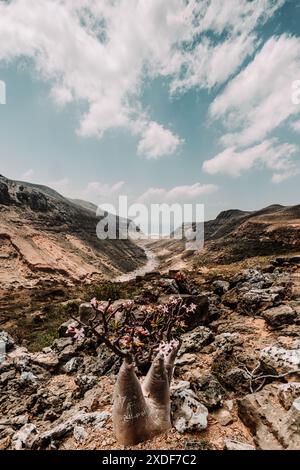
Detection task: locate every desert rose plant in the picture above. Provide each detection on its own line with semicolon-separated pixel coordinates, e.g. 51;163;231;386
68;296;197;445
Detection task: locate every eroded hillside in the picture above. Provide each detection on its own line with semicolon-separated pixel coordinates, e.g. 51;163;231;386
0;175;147;291
146;204;300;271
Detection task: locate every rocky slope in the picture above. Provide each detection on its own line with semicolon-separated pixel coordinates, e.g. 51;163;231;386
0;255;299;450
0;175;146;290
146;204;300;271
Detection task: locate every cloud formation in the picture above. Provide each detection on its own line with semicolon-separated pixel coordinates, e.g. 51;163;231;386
203;139;299;183
81;181;125;203
210;35;300;148
137;122;183;160
202;33;300;182
138;183;218;204
0;0;284;160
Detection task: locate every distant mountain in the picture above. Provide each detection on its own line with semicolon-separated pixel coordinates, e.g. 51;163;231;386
69;198;136;235
0;175;146;290
146;204;300;270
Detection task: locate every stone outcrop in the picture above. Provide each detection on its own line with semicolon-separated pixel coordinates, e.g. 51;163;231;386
238;384;300;450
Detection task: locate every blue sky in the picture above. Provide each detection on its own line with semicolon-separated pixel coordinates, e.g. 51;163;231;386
0;0;300;222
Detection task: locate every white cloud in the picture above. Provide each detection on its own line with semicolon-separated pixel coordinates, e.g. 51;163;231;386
291;120;300;133
272;169;300;184
20;169;34;182
0;0;284;158
203;139;299;182
38;178;125;203
196;0;285;36
50;85;73;106
168;0;284;93
170;33;258;94
82;181;125;201
139;183;218;204
210;35;300;148
137;122;183;159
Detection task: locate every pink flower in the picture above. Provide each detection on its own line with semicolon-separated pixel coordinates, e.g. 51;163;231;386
90;297;98;308
66;323;77;335
141;305;154;315
187;303;197;313
175;272;185;281
66;323;85;340
169;296;180;305
97;302;106;313
158;304;169;314
90;298;106;312
183;303;197;313
120;335;132;347
155;339;179;357
74;327;85;340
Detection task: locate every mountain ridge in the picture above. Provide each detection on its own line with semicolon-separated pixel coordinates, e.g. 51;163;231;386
145;202;300;270
0;175;147;290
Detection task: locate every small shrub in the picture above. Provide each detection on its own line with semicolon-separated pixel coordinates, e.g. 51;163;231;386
86;282;123;301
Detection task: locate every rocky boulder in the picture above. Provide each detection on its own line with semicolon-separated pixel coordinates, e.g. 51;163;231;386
213;280;230;296
157;278;179;294
192;373;227;409
16;188;48;212
212;349;252;393
0;331;15;353
238;384;300;450
178;326;214;355
259;345;300;377
278;382;300;410
0;182;10;205
222;268;287;315
262;305;297;328
11;424;38;450
171;381;208;433
31;411;110;449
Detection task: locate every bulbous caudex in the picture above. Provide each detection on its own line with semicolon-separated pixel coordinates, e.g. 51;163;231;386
71;295;189;445
113;339;181;445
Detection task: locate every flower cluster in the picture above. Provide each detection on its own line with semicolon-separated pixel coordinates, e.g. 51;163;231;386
90;297;106;312
69;293;196;359
140;305;154;315
182;302;197;313
66;323;85;340
120;326;150;349
168;295;181;306
157;304;169;314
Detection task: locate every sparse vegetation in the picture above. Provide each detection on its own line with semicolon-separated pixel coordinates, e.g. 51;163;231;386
14;301;75;352
86;282;123;301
